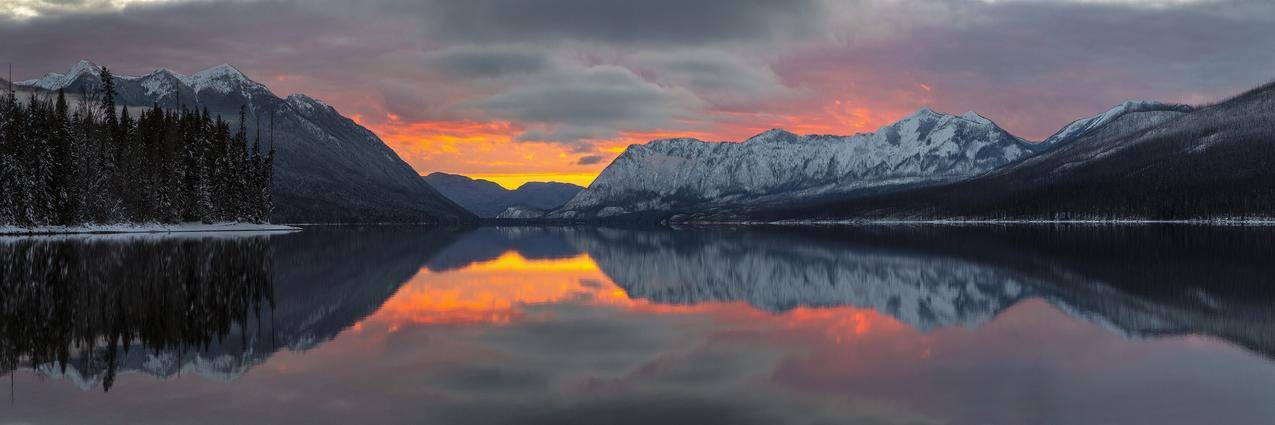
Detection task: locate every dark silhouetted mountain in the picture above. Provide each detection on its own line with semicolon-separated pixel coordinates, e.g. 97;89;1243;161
17;60;474;224
424;172;582;217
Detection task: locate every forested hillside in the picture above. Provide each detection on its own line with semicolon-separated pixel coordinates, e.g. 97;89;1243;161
0;68;273;227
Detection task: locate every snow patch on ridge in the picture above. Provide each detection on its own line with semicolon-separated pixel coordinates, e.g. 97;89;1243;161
1042;100;1191;145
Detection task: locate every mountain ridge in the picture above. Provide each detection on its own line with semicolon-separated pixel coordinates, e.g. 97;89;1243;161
424;172;582;218
551;106;1042;219
538;84;1271;222
736;82;1275;222
18;60;475;224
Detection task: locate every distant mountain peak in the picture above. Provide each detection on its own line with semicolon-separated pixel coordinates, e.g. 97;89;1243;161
192;63;247;81
961;111;993;125
185;63;263;94
17;59;103;90
1042;99;1192;145
16;60;267;96
425;172;583;217
143;67;179;77
67;59;102;77
907;106;939;119
744;128;799;144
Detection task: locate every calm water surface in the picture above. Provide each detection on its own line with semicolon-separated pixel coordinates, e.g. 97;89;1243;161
2;226;1274;424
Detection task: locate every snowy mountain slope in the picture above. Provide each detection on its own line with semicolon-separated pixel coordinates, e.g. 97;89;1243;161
552;108;1039;219
424;172;582;217
18;60;473;224
1040;100;1193;146
745;82;1275;221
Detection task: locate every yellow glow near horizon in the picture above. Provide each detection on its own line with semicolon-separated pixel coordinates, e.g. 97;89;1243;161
468;173;597;190
465;251;601;273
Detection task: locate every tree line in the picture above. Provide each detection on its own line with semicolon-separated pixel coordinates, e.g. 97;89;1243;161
0;67;274;227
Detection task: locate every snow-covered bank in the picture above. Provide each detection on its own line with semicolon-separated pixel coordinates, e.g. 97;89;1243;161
0;222;301;236
743;218;1275;226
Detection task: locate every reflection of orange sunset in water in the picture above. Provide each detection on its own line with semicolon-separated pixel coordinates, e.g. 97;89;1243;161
365;252;630;326
358;250;918;347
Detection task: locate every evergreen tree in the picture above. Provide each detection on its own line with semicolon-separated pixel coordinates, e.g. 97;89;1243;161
0;64;274;228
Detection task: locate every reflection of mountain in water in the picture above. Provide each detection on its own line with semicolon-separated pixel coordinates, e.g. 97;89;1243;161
572;228;1026;331
425;227;580;272
561;226;1275;358
268;226;462;351
0;227;462;391
6;225;1273;391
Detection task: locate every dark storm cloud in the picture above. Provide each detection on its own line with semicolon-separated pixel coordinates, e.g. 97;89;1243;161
474;65;701;143
423;45;554;79
0;1;415;81
576;155;605;165
771;0;1275;139
415;0;824;45
629;49;790;110
907;0;1275;90
4;0;1273;147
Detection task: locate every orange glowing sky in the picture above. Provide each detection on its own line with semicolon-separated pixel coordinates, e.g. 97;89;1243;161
343;91;924;189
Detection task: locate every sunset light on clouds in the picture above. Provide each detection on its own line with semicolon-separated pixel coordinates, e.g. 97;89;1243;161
4;0;1273;185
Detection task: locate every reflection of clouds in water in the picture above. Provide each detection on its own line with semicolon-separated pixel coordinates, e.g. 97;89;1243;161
385;301;942;425
366;252;630;326
7;226;1275;424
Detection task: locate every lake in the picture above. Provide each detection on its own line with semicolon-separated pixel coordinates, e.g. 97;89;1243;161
2;225;1274;424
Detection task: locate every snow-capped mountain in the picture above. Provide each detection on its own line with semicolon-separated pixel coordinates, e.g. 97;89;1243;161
17;59;103;90
552;108;1039;219
17;60;262;101
18;60;473;224
744;82;1274;222
1040;100;1192;146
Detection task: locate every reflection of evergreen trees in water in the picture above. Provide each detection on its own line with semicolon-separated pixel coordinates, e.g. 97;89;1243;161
0;237;274;391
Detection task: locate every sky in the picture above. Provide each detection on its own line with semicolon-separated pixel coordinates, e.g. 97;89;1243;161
3;0;1273;188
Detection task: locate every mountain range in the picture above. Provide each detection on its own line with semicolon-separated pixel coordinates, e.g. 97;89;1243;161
742;85;1275;222
16;60;474;224
423;172;582;218
544;82;1274;222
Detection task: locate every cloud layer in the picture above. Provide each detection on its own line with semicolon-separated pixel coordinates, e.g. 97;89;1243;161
3;0;1272;185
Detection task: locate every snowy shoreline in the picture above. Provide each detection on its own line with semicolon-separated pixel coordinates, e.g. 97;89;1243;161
686;218;1275;226
0;222;301;236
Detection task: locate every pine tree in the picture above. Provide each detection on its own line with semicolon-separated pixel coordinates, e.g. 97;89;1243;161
51;89;76;225
0;64;273;227
0;85;17;224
